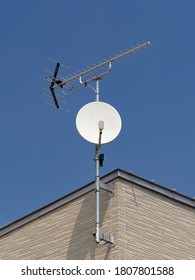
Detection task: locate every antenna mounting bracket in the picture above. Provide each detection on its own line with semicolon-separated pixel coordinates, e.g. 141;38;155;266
100;233;115;247
100;181;114;196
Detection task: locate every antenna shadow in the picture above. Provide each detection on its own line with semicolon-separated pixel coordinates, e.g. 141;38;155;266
66;190;111;260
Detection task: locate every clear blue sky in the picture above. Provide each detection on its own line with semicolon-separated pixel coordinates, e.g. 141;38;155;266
1;0;195;227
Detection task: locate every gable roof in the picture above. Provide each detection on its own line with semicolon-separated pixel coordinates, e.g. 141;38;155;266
0;168;194;237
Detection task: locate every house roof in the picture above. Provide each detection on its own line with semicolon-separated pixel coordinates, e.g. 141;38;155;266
0;168;194;237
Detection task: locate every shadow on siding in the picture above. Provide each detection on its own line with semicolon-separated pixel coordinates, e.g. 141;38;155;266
66;191;111;259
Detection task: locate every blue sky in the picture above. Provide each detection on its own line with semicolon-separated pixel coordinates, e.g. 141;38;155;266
1;0;195;227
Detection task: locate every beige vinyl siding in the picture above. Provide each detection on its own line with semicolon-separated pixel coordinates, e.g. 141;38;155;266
116;179;195;259
0;178;194;259
0;189;116;260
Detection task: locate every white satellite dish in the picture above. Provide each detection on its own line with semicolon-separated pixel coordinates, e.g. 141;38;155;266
76;101;122;144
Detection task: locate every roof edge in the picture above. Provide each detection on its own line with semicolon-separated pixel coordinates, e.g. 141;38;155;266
116;169;195;206
0;168;194;237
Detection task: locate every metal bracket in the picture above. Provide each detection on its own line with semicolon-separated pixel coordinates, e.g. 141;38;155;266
100;233;115;248
79;61;112;86
100;182;115;196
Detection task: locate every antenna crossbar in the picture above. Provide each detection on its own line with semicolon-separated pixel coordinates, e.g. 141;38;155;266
49;62;60;109
52;42;150;89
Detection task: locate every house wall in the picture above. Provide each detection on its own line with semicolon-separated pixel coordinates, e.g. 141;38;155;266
0;189;117;260
116;179;195;259
0;178;194;259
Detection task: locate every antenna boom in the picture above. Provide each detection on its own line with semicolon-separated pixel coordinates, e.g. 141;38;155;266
53;42;150;89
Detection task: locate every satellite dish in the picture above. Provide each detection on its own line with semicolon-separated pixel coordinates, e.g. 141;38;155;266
76;101;122;144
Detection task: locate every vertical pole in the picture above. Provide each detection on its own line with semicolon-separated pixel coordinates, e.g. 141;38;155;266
96;78;100;102
95;78;100;243
95;143;100;243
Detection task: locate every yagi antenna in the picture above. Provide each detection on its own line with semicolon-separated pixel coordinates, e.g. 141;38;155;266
44;41;150;109
53;41;150;89
43;40;151;247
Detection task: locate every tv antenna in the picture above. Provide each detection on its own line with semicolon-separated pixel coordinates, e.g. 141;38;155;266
43;41;151;246
43;41;150;110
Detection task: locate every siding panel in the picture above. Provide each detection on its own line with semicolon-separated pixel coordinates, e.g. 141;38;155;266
0;178;194;259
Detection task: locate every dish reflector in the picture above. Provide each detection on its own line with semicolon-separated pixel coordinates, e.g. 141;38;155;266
76;101;122;144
